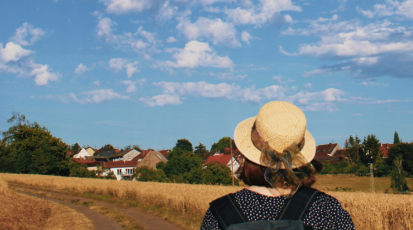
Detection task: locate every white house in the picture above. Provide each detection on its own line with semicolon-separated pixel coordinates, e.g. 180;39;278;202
73;148;91;159
104;160;138;180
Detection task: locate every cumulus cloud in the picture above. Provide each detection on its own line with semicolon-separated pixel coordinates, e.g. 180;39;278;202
139;94;182;106
282;17;413;79
0;41;59;85
95;15;160;59
10;23;46;46
224;0;301;26
70;89;129;103
156;0;178;22
152;81;286;103
177;17;240;47
99;0;153;14
159;41;234;68
75;63;91;74
108;58;140;78
287;88;348;112
272;75;293;84
121;79;146;93
206;72;248;80
166;36;178;43
241;31;255;45
358;0;413;19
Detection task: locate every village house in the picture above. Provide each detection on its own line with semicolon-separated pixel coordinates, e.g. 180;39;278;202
73;148;91;159
109;149;141;161
203;148;240;174
379;143;394;159
105;160;138;180
314;143;343;163
136;150;168;170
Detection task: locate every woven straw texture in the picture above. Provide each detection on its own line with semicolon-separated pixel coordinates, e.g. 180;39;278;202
234;101;316;168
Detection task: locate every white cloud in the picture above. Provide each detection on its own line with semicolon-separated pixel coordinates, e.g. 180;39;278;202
283;18;413;79
156;0;178;22
177;17;240;47
93;81;101;86
10;23;46;46
224;0;301;26
272;75;293;84
304;83;312;89
152;81;286;103
0;42;33;62
70;89;129;103
139;94;183;106
358;0;413;19
287;88;348;112
100;0;153;14
241;31;253;45
206;72;248;80
121;79;146;92
30;63;60;85
108;58;140;78
95;16;160;59
160;41;234;68
75;63;91;74
166;36;178;43
0;42;59;86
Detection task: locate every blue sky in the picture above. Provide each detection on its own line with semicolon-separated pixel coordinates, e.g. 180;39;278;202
1;0;412;150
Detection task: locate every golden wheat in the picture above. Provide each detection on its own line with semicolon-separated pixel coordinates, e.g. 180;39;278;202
1;173;412;230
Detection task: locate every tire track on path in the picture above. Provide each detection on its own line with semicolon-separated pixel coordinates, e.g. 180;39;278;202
10;184;182;230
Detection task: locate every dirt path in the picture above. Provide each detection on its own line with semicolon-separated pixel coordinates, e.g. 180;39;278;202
10;184;182;230
14;189;122;230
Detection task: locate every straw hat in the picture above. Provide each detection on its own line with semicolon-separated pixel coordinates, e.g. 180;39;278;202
234;101;316;168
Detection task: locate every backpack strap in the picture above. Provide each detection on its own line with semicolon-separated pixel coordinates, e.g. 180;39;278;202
209;193;247;230
278;187;320;221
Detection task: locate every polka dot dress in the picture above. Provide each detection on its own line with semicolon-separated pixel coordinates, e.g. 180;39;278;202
201;189;355;230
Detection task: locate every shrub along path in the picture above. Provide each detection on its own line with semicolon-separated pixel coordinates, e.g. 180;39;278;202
9;183;182;230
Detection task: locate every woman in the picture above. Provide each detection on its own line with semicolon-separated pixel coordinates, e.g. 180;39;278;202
201;101;355;230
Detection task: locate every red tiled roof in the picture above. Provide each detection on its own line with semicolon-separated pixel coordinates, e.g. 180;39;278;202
104;160;138;168
380;143;395;157
71;158;103;167
204;154;233;166
159;150;169;157
334;149;346;157
114;149;121;154
315;143;338;156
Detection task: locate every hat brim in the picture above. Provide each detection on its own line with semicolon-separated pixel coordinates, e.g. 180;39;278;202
234;117;316;168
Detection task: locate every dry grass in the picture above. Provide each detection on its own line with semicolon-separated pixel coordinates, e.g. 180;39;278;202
0;176;93;230
1;173;413;230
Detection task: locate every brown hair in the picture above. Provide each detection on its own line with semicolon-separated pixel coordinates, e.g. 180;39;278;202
237;157;322;188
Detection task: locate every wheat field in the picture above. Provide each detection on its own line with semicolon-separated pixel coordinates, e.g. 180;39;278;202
1;173;412;230
0;176;93;230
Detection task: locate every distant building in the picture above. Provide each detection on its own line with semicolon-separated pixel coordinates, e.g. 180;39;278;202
105;160;138;180
73;148;91;159
203;153;240;174
314;143;343;163
109;149;141;161
379;143;395;159
136;150;168;170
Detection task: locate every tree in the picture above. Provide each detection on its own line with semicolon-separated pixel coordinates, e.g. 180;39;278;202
345;135;362;163
386;142;413;176
135;166;168;182
163;147;201;177
390;155;410;193
0;115;70;175
194;143;208;158
393;131;401;144
202;162;232;185
210;137;235;153
175;139;193;153
361;134;381;164
71;143;81;154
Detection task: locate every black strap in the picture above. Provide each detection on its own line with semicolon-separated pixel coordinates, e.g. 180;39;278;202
209;193;247;230
278;187;320;221
209;187;320;229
